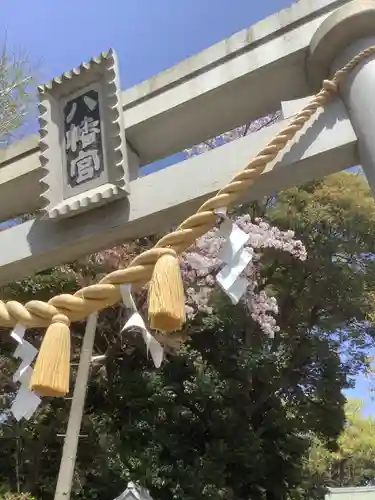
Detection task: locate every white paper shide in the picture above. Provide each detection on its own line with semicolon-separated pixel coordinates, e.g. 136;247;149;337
215;208;253;304
10;324;41;421
120;285;164;368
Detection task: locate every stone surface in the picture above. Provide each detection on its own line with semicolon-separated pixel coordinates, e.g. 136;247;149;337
307;0;375;88
0;0;353;224
0;0;349;169
123;0;352;163
0;0;361;284
0;99;357;284
327;486;375;500
0;140;139;223
308;0;375;195
38;50;129;220
333;35;375;194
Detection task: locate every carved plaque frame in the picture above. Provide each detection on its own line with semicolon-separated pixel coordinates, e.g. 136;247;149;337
38;49;129;220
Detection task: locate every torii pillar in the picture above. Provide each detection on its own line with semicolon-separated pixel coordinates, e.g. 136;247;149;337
308;0;375;195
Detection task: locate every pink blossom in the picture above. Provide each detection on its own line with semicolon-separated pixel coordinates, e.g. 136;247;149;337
181;216;306;337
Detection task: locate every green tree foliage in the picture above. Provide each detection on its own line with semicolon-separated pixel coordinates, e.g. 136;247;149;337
303;399;375;499
267;172;375;377
0;172;375;499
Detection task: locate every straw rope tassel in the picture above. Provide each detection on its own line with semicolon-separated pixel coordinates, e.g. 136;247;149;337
30;313;71;397
148;249;186;333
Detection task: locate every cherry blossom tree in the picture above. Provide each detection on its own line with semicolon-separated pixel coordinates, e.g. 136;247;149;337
0;41;34;145
181;215;306;338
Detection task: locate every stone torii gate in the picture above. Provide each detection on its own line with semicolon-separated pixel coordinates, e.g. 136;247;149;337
0;0;368;285
1;0;375;498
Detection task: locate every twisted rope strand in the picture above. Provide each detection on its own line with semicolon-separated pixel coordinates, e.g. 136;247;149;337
2;46;375;329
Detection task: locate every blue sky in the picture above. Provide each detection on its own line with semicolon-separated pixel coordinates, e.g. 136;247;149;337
0;0;374;415
0;0;290;88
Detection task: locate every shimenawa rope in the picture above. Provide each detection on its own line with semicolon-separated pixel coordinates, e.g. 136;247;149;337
1;46;374;330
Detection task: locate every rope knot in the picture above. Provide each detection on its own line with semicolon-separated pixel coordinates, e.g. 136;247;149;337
162;248;178;258
51;313;70;327
322;79;338;93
